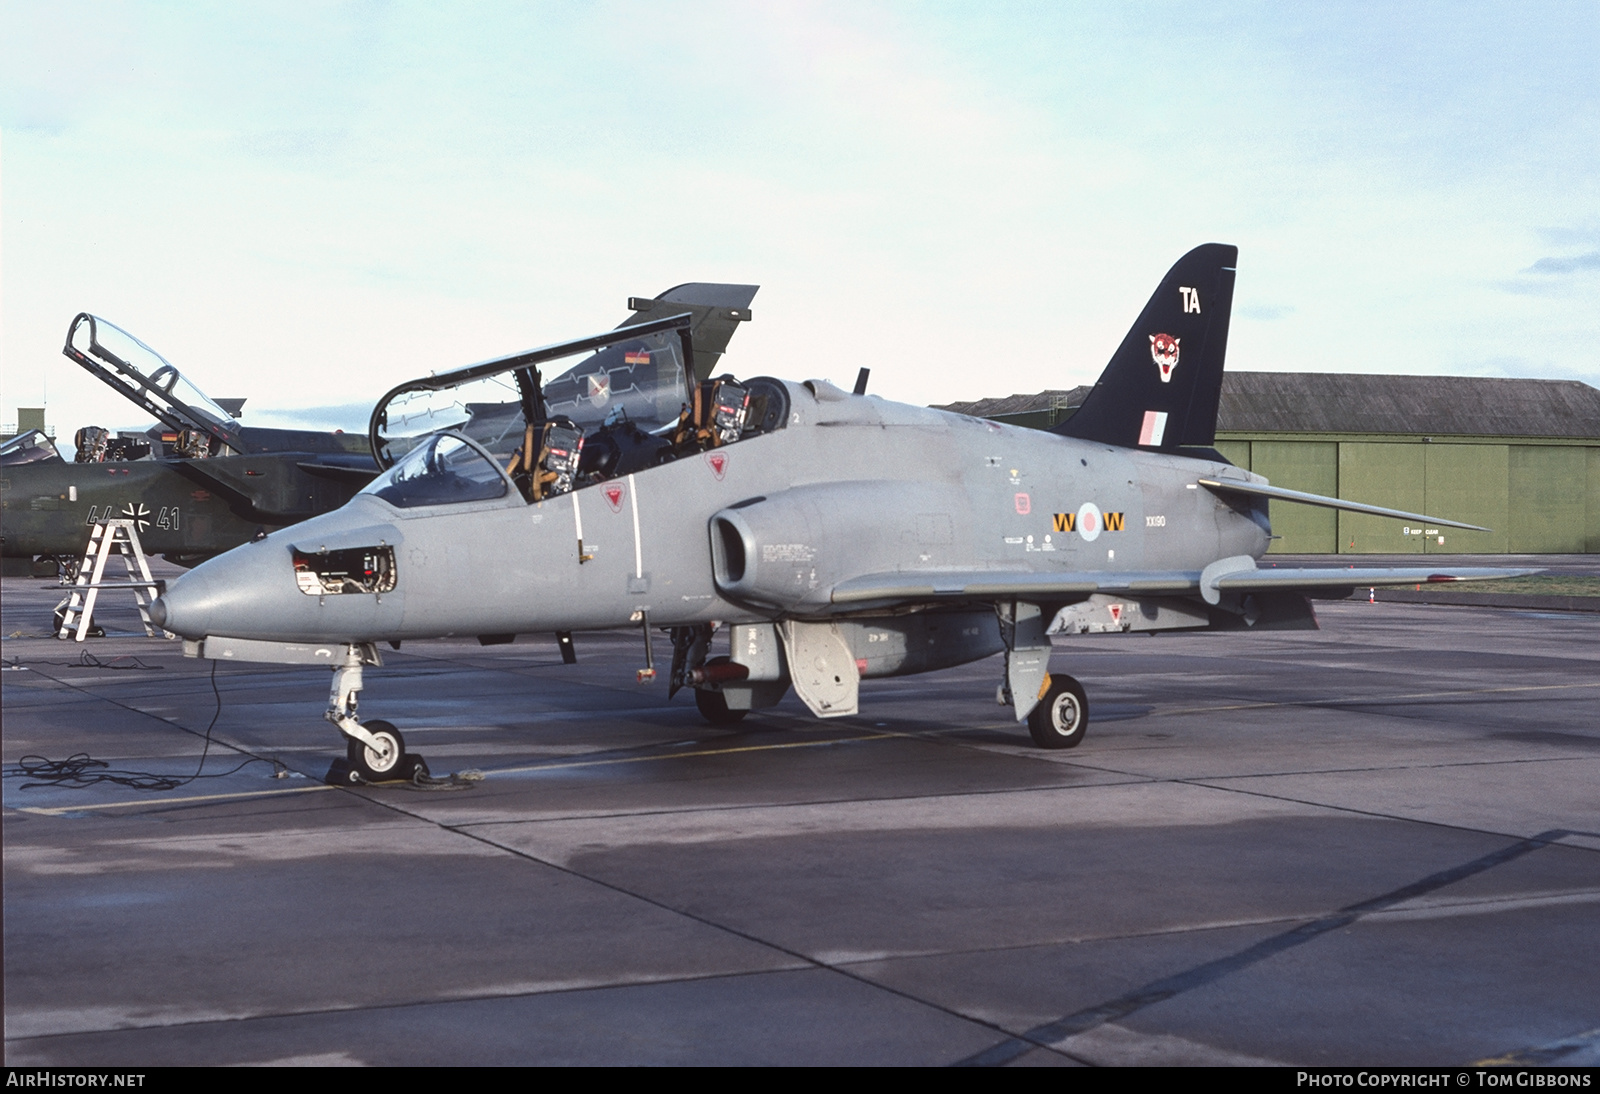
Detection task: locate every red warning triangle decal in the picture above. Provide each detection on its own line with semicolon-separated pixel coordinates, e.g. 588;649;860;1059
706;452;727;479
603;484;624;511
1108;603;1123;623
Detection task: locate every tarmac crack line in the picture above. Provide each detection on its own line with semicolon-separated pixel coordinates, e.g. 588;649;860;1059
1058;752;1600;786
444;772;1162;830
0;966;881;1047
1165;778;1600;855
846;683;1596;776
1136;679;1600;719
954;828;1579;1067
335;785;1073;1066
484;732;898;776
12;783;336;815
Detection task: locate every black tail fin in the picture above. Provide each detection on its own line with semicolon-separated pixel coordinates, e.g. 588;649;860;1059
622;283;758;382
1054;244;1236;450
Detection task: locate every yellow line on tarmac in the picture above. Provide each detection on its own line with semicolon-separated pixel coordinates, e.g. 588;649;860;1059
1158;680;1600;717
490;732;897;777
11;783;335;816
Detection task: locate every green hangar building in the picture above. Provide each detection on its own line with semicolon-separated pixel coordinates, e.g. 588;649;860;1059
937;374;1600;555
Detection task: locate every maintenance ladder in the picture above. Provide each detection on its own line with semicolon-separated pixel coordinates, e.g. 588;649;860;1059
55;519;169;641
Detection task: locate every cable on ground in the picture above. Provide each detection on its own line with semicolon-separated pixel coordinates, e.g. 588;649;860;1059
5;660;286;791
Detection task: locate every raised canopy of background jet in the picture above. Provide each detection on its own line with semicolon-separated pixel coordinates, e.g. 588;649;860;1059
1;314;378;570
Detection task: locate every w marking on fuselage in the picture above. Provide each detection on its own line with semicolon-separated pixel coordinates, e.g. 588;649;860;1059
1052;512;1124;533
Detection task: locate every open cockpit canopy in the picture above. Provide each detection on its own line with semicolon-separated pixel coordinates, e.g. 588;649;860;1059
369;314;697;468
367;313;789;506
63;313;243;456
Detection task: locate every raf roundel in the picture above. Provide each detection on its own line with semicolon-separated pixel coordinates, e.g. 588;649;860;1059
1076;501;1103;542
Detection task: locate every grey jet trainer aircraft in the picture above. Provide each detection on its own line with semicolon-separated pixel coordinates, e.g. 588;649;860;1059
149;245;1532;782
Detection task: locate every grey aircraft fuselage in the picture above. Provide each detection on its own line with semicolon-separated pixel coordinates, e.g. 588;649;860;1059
152;244;1530;778
160;384;1261;645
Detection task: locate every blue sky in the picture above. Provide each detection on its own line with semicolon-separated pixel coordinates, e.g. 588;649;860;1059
3;1;1597;433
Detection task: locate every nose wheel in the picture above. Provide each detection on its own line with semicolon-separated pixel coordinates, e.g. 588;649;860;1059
1028;674;1089;749
348;719;405;780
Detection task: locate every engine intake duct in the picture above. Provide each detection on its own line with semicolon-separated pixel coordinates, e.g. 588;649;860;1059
710;481;970;612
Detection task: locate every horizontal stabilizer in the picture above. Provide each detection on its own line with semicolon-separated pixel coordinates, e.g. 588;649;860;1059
1215;565;1540;591
1198;477;1491;532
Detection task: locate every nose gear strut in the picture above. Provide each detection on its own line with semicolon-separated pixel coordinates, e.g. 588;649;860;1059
325;645;428;783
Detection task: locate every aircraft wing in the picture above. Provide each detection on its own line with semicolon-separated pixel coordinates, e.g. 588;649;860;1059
296;460;381;483
828;563;1538;607
167;456;376;522
1208;565;1538;591
1198;477;1490;532
830;570;1192;603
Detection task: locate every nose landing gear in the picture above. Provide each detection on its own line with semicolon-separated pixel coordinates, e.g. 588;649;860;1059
326;647;428;783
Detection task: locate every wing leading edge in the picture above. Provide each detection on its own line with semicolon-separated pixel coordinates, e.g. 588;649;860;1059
1198;477;1490;532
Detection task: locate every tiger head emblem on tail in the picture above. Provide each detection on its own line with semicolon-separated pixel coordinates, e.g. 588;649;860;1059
1149;333;1180;382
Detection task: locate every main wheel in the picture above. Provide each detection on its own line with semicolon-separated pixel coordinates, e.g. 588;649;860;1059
52;605;103;638
348;719;407;781
1028;675;1088;749
694;661;749;726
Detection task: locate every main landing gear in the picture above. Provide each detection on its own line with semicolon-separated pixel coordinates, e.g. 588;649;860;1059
1027;674;1089;749
994;601;1089;749
693;657;750;725
327;647;428;783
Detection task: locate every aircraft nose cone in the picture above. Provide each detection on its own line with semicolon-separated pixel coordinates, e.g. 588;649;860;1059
156;515;407;643
154;568;218;639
